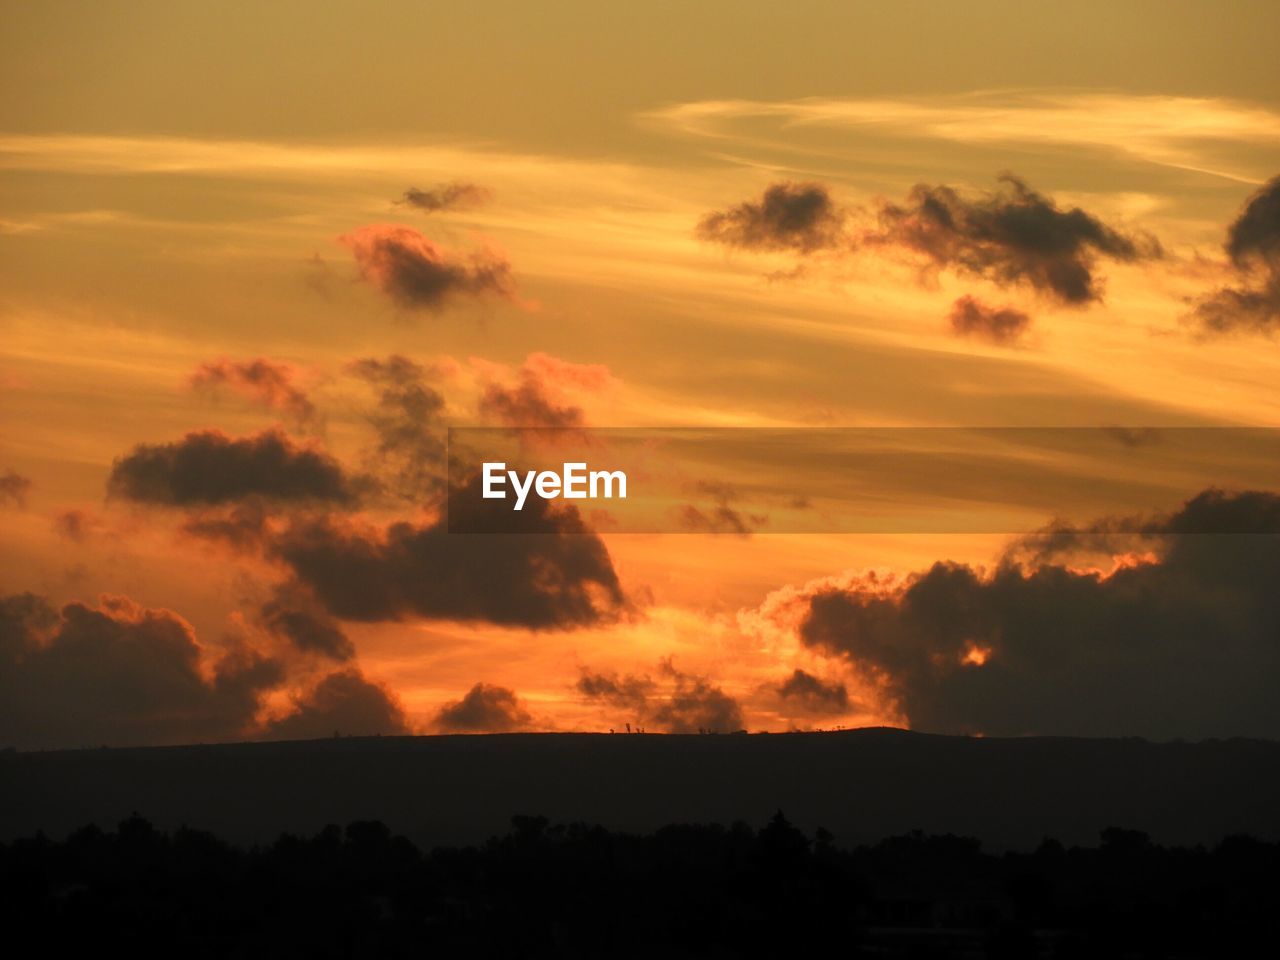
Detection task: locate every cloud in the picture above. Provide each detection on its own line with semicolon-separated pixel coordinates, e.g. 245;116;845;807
676;481;767;536
696;181;845;253
0;470;32;507
947;295;1032;345
693;174;1158;307
179;500;274;550
108;429;356;506
575;669;655;710
270;475;628;629
264;668;410;740
519;352;616;393
259;584;354;662
477;352;613;430
867;175;1161;305
190;358;317;426
349;355;448;499
1192;276;1280;335
53;508;102;543
304;251;336;298
577;660;743;733
998;516;1158;569
1190;176;1280;335
650;662;744;734
775;669;850;715
1226;175;1280;266
1102;426;1162;449
648;94;1280;184
478;381;579;430
396;181;492;213
795;487;1280;739
339;224;515;312
434;682;532;733
0;592;283;749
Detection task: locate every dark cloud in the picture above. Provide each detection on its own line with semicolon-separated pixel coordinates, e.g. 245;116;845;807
108;429;356;506
53;508;100;543
677;481;766;535
190;358;317;425
1189;178;1280;334
340;224;515;312
1000;487;1280;568
477;354;614;438
775;669;850;715
869;174;1160;305
651;662;744;734
1;470;32;507
577;660;743;733
0;592;283;749
1226;175;1280;267
396;182;492;213
259;584;354;661
479;374;584;430
264;668;410;740
270;475;628;629
350;355;448;499
434;682;532;733
575;670;654;710
1102;426;1162;449
697;181;845;253
947;295;1032;345
1164;486;1280;534
798;487;1280;739
999;515;1157;569
677;503;763;535
179;500;273;550
1192;275;1280;335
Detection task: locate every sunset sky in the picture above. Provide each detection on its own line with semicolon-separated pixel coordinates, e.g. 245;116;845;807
3;1;1279;748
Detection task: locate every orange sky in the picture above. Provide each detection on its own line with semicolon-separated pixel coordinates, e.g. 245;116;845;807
2;2;1279;745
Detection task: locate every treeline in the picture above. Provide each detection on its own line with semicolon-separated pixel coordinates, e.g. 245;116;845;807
2;812;1278;958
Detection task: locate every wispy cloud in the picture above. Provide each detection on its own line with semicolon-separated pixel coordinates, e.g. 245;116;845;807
0;134;642;186
648;92;1280;184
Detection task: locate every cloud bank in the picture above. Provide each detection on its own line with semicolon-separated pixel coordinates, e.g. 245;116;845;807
794;488;1280;739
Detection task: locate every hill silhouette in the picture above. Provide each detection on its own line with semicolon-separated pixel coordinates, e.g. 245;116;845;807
4;728;1278;850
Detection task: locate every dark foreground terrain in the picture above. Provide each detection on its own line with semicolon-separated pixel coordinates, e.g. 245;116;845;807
3;812;1279;958
5;730;1280;957
3;729;1279;849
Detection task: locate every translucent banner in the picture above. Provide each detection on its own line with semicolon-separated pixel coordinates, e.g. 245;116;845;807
445;427;1280;534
